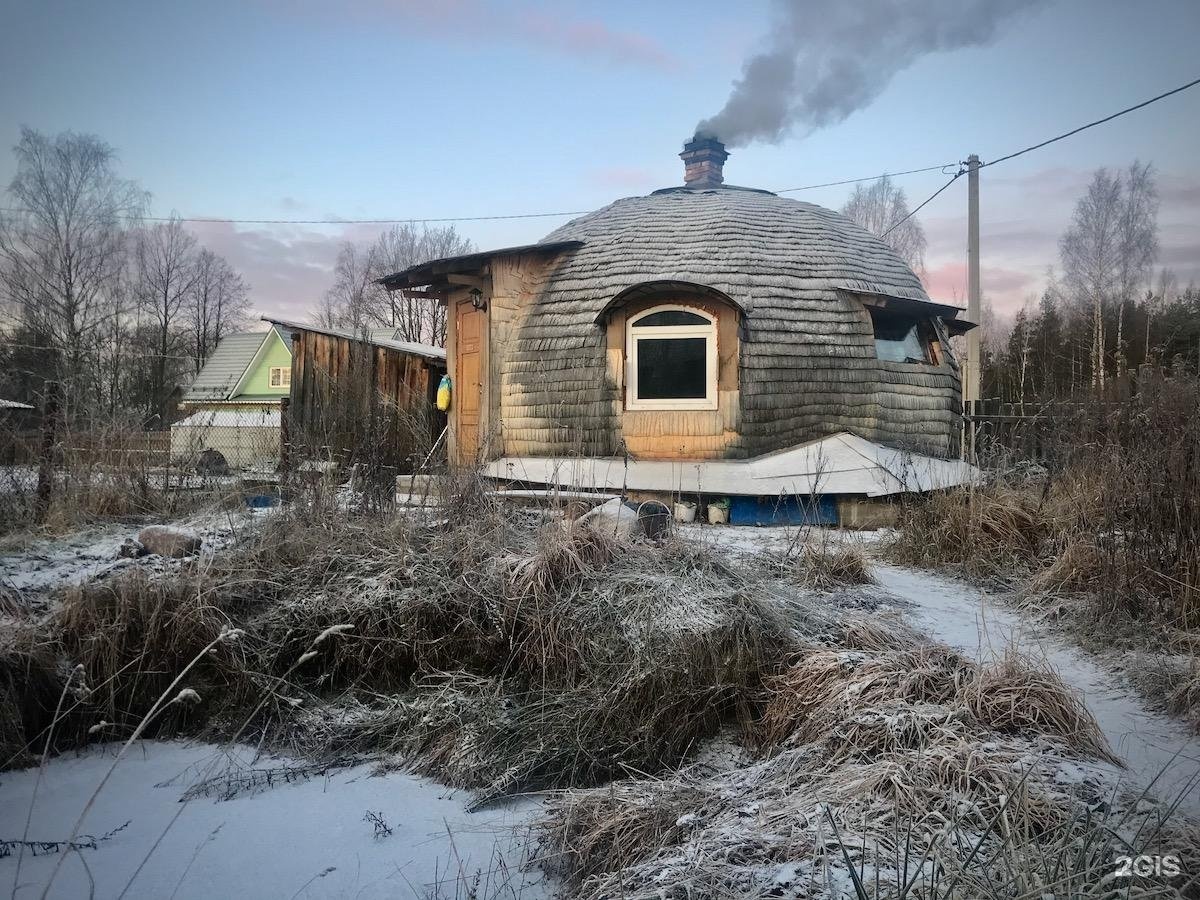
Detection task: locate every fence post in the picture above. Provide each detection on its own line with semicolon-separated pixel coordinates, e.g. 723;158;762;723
35;381;61;520
279;397;291;477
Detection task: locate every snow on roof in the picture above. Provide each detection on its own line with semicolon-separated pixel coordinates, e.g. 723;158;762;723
262;317;446;361
0;398;34;410
173;408;281;429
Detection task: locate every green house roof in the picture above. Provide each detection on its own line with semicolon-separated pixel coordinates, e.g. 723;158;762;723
184;328;293;402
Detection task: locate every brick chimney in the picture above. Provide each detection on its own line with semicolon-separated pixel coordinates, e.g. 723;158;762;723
680;136;728;187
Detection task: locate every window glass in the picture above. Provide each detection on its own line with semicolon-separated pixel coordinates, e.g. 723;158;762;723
635;310;709;327
635;337;707;399
871;312;928;363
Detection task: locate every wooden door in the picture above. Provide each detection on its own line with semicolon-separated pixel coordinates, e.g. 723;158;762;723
455;302;483;463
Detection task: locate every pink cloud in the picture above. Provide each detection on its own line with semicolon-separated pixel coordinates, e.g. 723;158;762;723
517;10;679;71
187;221;353;321
275;0;680;71
922;261;1037;314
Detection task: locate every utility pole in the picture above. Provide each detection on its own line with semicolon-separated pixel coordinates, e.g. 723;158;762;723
964;153;982;461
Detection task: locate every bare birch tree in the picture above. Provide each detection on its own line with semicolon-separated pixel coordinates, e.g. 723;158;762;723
134;217;200;425
189;248;249;372
317;241;378;333
1060;162;1158;387
0;128;146;413
316;224;473;345
841;175;927;275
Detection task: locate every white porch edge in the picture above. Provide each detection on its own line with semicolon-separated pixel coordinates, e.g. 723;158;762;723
485;432;980;497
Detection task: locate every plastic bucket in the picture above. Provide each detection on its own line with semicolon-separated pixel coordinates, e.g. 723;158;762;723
673;501;697;523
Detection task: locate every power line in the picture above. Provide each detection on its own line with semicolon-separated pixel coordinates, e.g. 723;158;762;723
0;164;960;227
773;163;958;194
4;341;199;361
982;75;1200;168
1;76;1195;228
864;75;1200;240
881;168;966;238
0;208;594;226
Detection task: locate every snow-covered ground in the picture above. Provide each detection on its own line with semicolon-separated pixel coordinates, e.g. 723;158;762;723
691;523;1200;820
0;506;274;600
874;563;1200;819
0;741;548;900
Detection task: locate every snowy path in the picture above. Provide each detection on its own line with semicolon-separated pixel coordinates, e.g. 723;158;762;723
874;564;1200;818
0;741;548;900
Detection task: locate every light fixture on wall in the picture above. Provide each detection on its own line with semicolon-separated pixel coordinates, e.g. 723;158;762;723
469;287;487;311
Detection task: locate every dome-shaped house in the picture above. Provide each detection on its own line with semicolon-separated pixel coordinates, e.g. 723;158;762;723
382;139;977;523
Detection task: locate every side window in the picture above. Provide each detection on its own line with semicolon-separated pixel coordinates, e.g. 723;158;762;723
626;306;718;410
869;309;931;364
269;366;291;388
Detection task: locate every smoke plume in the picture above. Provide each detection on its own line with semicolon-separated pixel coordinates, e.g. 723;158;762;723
697;0;1043;146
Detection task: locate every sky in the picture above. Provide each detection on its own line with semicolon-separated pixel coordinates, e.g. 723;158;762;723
1;0;1198;322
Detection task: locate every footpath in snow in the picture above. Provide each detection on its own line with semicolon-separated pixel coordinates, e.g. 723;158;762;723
692;524;1200;820
0;741;548;900
873;564;1200;819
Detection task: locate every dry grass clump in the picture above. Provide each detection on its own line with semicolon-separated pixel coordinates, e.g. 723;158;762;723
960;650;1115;762
54;570;249;732
886;483;1050;584
286;529;793;803
766;534;875;591
759;641;1113;762
9;502;794;795
1025;534;1103;595
797;542;874;590
535;633;1178;899
1128;652;1200;732
759;644;970;748
536;734;1171;900
0;622;66;767
536;776;716;888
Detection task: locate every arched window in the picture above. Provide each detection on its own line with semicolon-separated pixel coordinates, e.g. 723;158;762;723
626;305;718;410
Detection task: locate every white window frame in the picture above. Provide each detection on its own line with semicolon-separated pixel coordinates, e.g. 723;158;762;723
269;366;291;389
625;305;718;411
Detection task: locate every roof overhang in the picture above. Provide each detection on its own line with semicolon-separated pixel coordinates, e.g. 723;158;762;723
838;288;977;335
378;240;584;291
262;317;446;362
593;280;745;324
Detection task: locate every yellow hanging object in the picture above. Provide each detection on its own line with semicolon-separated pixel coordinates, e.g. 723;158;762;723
436;374;452;411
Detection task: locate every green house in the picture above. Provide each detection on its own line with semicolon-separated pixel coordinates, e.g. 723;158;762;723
171;326;295;469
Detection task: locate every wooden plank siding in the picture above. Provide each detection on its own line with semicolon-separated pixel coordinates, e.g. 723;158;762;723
288;329;446;473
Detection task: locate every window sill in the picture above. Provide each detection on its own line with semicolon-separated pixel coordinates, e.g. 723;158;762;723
626;400;719;412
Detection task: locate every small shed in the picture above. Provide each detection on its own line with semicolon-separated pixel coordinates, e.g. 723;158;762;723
264;319;447;474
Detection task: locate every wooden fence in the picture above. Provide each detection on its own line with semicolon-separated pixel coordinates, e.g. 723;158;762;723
1;429;171;467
